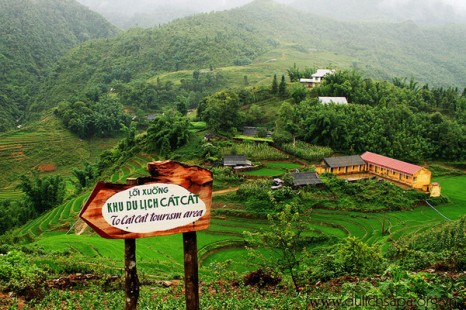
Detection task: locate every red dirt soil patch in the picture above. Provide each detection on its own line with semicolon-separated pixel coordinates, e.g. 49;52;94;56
36;163;57;172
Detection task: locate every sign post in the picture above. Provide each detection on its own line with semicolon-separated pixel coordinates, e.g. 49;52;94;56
79;161;213;309
124;178;139;310
183;231;199;310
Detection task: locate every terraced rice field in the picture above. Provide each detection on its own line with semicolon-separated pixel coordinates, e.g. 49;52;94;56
16;154;154;238
109;154;154;182
23;164;466;276
0;116;119;201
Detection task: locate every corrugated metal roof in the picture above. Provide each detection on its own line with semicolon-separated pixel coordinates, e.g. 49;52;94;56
324;155;366;168
291;172;323;186
319;97;348;104
361;151;422;175
223;155;251;166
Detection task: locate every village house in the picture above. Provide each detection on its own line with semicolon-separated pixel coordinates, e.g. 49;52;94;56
316;155;367;175
242;126;258;137
360;151;432;190
316;151;438;195
222;155;252;168
299;69;335;88
290;172;323;187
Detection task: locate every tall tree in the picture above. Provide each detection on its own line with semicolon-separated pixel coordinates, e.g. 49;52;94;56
201;90;243;133
17;173;66;215
145;110;190;153
271;74;278;94
279;75;287;97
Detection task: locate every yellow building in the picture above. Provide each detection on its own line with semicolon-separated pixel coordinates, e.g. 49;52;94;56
360;151;432;190
316;155;367;175
429;182;442;197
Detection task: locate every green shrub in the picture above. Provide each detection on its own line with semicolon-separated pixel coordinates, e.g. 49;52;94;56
0;250;46;299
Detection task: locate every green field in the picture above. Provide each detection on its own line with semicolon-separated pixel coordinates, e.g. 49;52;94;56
153;45;355;90
17;174;464;278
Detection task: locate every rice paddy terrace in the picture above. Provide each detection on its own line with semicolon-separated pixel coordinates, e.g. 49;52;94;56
0;115;119;201
15;150;465;276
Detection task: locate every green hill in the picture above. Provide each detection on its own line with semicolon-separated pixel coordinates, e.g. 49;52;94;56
34;0;466;108
0;0;119;131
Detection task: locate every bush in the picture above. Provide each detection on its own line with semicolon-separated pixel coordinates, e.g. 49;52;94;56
0;250;46;299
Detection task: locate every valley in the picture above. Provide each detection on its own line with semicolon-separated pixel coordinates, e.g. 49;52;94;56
0;0;465;308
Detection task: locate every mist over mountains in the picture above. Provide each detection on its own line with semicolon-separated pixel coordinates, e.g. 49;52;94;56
76;0;466;28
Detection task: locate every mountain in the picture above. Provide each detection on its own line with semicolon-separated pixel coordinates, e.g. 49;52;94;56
289;0;466;24
0;0;119;131
75;0;253;29
36;0;466;107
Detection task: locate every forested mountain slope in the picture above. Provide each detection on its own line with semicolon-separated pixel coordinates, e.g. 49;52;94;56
0;0;119;131
289;0;466;24
36;0;466;107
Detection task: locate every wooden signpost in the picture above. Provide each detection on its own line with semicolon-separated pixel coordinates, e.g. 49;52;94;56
79;161;213;310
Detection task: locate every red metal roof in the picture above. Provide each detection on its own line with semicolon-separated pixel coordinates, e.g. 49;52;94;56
361;151;423;175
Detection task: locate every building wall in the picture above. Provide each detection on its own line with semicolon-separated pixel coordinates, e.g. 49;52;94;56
317;156;432;192
316;164;366;175
429;184;441;197
413;168;432;189
366;163;431;189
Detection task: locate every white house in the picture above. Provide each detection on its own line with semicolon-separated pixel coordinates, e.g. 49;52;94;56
299;69;336;88
318;97;348;104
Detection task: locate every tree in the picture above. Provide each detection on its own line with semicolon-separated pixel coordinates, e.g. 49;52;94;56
335;236;385;276
287;63;301;82
72;161;97;190
145;110;190;154
17;172;66;215
271;74;278;94
176;98;188;115
201;90;243;133
278;75;287;97
290;83;307;103
244;204;308;291
274;102;300;145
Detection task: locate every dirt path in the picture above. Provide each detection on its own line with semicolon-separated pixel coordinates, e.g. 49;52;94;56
212;187;239;195
74;219;88;235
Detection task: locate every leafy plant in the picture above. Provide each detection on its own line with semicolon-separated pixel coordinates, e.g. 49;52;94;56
0;250;46;299
244;204;309;291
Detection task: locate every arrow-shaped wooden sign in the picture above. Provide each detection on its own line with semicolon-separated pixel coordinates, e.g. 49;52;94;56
79;161;213;239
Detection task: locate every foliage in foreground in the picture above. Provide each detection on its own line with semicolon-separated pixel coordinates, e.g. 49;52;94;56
388;216;466;271
1;258;463;309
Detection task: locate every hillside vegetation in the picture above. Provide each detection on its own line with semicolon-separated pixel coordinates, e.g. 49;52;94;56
35;0;466;109
0;0;465;307
0;0;119;131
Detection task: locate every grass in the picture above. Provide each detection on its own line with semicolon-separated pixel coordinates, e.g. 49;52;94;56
433;176;466;218
14;169;465;276
242;161;303;177
242;168;284;177
6;134;465;277
264;161;302;170
233;135;273;143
